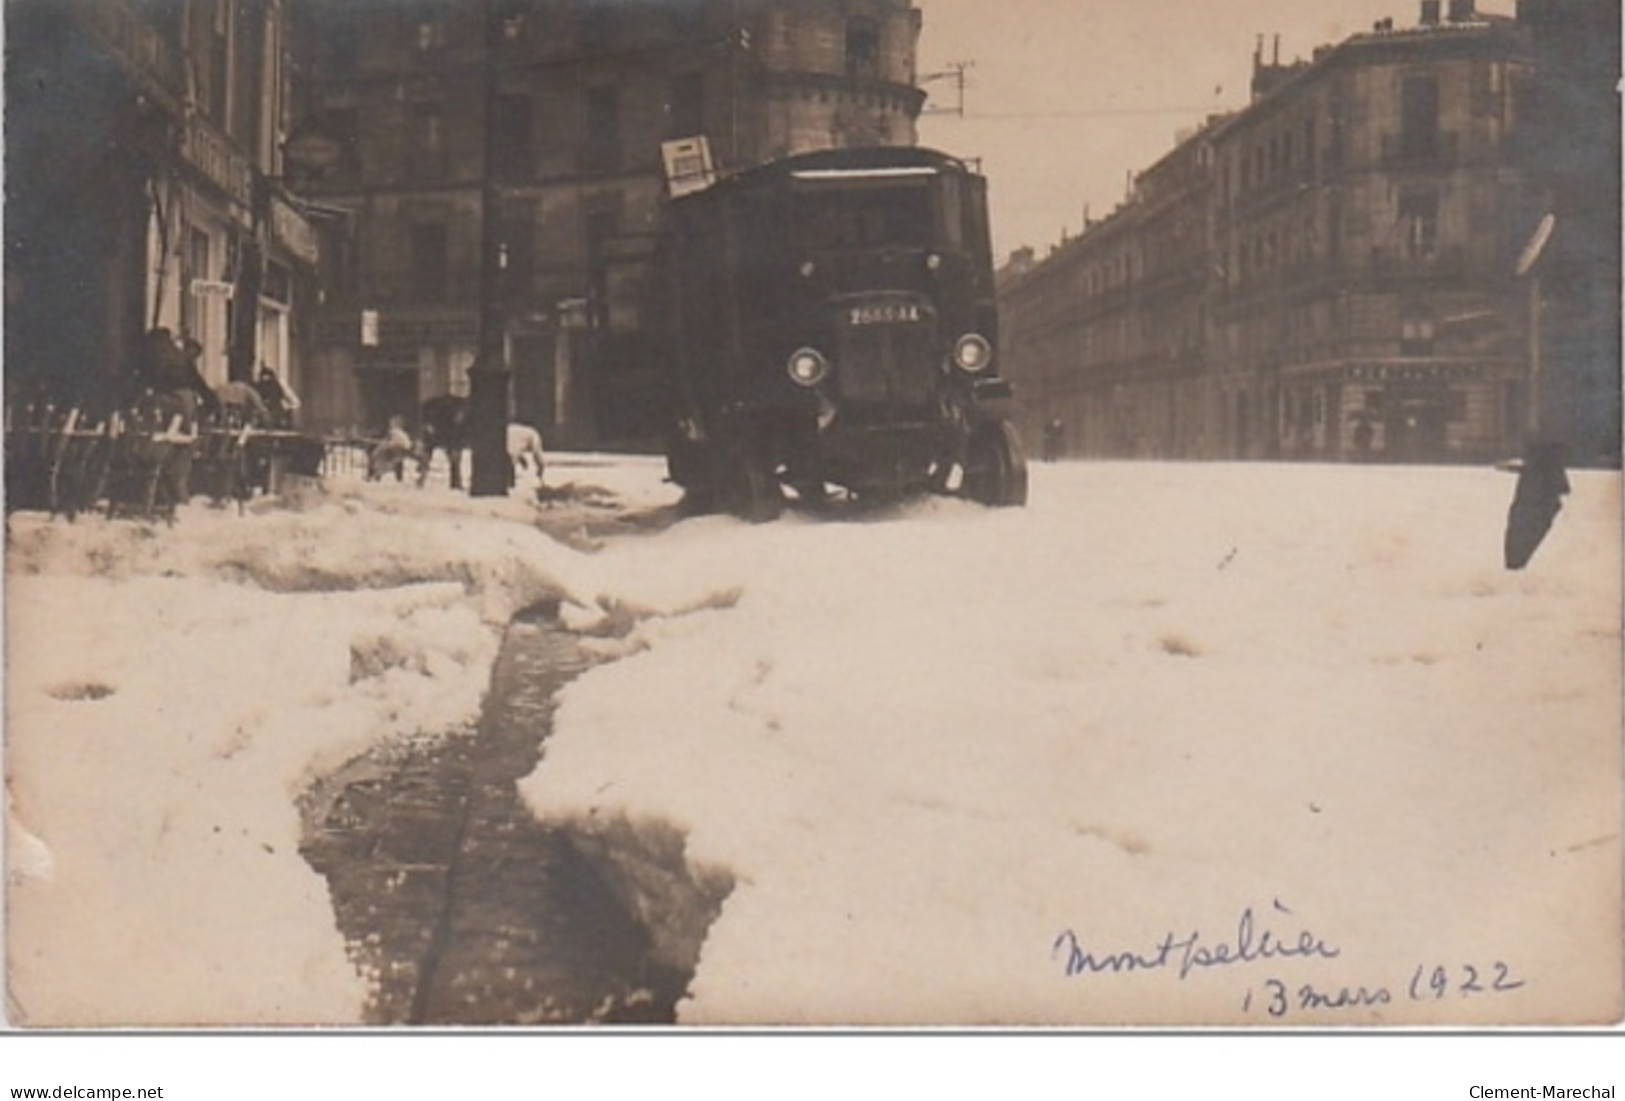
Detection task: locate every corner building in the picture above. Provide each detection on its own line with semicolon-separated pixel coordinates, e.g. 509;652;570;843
1000;3;1555;464
6;0;318;411
291;0;924;447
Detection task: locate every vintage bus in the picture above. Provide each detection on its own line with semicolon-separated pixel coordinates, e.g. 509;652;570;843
652;146;1028;520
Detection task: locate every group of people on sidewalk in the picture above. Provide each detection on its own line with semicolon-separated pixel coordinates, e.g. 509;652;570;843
131;327;301;432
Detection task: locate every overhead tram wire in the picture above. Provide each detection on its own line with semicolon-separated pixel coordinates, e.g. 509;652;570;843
952;103;1238;121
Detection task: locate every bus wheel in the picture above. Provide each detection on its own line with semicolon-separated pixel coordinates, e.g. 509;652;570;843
722;450;784;523
962;420;1029;507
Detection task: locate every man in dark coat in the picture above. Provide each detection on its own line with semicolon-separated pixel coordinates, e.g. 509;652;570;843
254;366;300;428
1504;439;1570;570
418;394;470;490
1041;418;1065;462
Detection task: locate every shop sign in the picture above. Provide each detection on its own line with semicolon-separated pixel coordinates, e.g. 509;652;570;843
378;317;478;342
271;196;319;266
1345;363;1483;384
181;114;253;210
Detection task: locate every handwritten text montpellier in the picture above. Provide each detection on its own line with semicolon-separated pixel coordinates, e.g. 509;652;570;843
1052;902;1340;981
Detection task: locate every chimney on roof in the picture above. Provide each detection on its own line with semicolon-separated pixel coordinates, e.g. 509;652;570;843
1448;0;1475;21
1420;0;1442;24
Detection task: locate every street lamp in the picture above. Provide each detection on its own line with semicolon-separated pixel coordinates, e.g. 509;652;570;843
468;0;512;497
1515;211;1555;437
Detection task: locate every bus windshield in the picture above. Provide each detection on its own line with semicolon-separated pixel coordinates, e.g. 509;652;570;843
790;174;940;251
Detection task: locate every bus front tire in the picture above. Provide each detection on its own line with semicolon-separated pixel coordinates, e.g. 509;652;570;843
962;420;1029;508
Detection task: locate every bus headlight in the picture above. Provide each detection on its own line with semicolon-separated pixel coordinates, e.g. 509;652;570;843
953;333;993;373
787;347;830;387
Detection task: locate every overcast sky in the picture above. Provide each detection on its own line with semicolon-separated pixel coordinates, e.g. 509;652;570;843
915;0;1516;259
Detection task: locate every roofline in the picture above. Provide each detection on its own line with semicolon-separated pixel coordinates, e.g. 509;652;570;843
1207;17;1533;140
673;145;977;203
1002;16;1535;285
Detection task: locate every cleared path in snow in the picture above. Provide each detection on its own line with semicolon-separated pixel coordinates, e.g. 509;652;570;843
300;610;705;1024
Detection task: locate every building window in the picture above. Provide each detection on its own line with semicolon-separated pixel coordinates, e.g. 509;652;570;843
410;102;445;176
228;5;256;142
585;209;619;330
410;222;448;300
498;203;534;297
1327;86;1346;169
183;226;213;356
187;0;233;124
1400;73;1440;159
499;1;530;41
668;73;705;139
585;86;620;171
493;93;534;178
847;18;880;79
1399;189;1439;260
416;14;447;55
1401;304;1436;355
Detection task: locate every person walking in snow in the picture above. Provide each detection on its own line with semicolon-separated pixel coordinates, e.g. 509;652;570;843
1041;418;1064;462
1504;439;1570;570
367;415;416;482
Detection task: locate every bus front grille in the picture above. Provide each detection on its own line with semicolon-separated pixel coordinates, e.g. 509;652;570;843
834;320;938;407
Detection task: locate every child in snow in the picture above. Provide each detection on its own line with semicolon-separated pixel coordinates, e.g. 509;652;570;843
367;416;416;482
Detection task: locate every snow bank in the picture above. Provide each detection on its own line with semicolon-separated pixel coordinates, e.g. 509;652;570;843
4;467;676;1026
519;462;1622;1025
7;457;1616;1027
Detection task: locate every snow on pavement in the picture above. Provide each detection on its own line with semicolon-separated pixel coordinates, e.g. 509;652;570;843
518;461;1622;1025
4;463;673;1025
5;457;1619;1026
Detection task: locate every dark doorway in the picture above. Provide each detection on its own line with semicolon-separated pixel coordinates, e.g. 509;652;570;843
1385;385;1449;462
357;366;420;435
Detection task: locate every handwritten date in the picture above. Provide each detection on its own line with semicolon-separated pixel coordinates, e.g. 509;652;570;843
1242;961;1525;1019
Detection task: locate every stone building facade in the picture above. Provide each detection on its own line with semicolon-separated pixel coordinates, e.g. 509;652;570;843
6;0;318;410
291;0;924;447
998;3;1583;465
1511;0;1620;463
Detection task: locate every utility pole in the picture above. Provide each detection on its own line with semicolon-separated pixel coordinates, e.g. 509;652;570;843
919;60;974;117
469;0;510;496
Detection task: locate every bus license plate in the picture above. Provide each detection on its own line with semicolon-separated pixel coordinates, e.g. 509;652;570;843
847;303;920;326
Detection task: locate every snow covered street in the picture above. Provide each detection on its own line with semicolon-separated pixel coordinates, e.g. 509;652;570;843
5;456;1620;1026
